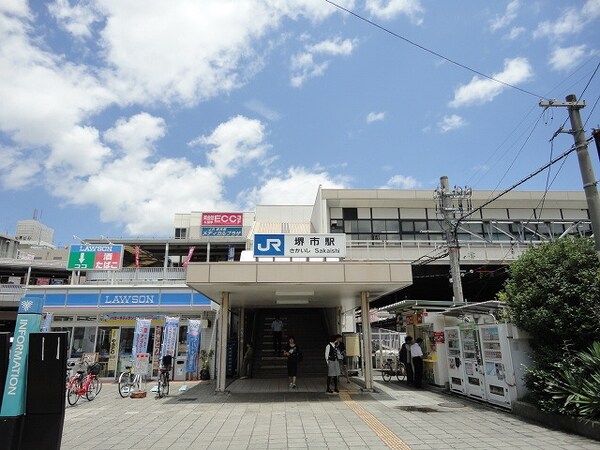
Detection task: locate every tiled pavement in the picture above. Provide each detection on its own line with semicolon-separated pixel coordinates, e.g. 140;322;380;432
60;377;600;450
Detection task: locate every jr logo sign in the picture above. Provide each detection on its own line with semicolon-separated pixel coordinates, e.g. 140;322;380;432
253;234;284;256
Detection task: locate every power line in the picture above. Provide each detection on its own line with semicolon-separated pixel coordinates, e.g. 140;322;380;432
324;0;545;100
456;139;591;226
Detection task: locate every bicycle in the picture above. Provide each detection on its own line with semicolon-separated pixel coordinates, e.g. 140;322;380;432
118;363;141;398
66;362;102;405
157;365;171;398
381;356;407;382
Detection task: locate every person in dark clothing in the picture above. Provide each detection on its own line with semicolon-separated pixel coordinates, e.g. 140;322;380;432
239;342;254;379
283;336;300;388
326;335;340;393
399;336;414;385
271;315;284;356
411;337;424;388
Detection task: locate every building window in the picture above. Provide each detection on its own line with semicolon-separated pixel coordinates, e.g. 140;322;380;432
175;228;188;239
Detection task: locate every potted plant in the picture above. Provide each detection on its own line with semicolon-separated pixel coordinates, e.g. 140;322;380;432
199;349;214;380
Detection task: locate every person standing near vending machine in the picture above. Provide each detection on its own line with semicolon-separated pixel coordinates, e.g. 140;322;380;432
411;338;424;388
399;336;414;385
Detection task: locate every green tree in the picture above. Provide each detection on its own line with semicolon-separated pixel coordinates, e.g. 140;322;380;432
498;237;600;415
501;237;600;350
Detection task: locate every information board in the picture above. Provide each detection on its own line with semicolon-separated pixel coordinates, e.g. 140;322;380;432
67;244;124;270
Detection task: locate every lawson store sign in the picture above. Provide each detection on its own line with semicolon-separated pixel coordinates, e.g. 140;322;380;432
24;291;212;308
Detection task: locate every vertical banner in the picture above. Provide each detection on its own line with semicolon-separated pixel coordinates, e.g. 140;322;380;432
132;318;151;359
182;246;195;267
1;297;43;417
160;317;179;359
186;320;202;373
41;312;53;332
227;246;235;261
107;328;120;372
134;245;140;268
152;326;162;373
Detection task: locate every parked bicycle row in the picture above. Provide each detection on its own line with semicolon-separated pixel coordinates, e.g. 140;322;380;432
65;354;173;406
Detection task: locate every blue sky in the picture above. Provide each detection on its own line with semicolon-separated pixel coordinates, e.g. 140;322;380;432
1;0;599;247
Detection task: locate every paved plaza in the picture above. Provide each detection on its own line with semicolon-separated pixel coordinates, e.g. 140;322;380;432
61;377;600;450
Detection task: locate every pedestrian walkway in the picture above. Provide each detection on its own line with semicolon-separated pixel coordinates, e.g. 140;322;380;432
61;378;600;449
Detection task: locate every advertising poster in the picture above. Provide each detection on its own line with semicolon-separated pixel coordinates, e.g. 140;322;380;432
186;320;202;373
41;312;53;332
135;353;150;377
107;328;120;372
160;316;179;359
132;318;151;358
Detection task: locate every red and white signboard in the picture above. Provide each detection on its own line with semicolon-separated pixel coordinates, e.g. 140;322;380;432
201;213;243;227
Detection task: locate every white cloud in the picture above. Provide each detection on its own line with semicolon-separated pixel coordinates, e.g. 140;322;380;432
365;0;424;24
244;99;281;121
507;26;525;40
490;0;519;32
104;113;167;160
190;115;269;178
381;175;420;189
438;114;465;133
449;57;533;108
48;0;100;38
533;0;600;40
290;37;357;87
548;45;587;71
0;2;357;236
242;167;348;207
366;112;385;123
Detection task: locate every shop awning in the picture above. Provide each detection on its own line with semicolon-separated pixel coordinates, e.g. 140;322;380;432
440;300;507;318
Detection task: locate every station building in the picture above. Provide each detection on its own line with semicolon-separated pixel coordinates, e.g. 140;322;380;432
5;186;593;391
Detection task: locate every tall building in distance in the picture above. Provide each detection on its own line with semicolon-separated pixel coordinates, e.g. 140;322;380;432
16;219;55;248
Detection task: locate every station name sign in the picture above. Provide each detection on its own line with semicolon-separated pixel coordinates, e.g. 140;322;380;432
253;234;346;258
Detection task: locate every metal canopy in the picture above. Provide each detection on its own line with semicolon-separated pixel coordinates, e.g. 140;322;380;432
440;300;507;317
185;261;413;309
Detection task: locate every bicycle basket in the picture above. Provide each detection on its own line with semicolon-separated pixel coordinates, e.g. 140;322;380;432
88;363;101;375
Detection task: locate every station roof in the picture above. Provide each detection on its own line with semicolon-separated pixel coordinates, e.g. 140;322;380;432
185;261;413;310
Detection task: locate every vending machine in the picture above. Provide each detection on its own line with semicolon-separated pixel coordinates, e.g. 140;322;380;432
460;325;486;400
444;327;465;393
480;323;531;408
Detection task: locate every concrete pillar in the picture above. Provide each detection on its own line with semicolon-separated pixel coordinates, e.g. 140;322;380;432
238;306;245;375
360;291;373;391
216;292;229;392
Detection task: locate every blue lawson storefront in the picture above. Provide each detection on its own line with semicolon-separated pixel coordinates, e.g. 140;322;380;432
20;287;217;378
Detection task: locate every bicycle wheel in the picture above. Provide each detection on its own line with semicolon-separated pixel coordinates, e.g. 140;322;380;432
86;378;99;401
95;377;103;395
67;380;81;406
396;362;407;382
157;379;164;398
381;362;392;382
118;372;131;398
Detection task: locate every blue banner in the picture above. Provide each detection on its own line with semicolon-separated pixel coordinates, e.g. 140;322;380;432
1;297;43;417
41;312;53;332
186;320;201;373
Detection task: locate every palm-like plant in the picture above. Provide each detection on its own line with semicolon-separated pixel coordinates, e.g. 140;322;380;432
549;341;600;420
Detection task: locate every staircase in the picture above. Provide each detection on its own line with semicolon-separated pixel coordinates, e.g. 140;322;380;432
251;308;330;378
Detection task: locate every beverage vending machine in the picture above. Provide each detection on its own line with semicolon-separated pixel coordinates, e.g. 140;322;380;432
444;327;465;394
480;323;531;408
460;325;486;400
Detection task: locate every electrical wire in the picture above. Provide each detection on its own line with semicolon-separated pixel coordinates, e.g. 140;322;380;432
324;0;545;100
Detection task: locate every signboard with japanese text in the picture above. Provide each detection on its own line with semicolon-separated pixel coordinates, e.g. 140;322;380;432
107;328;120;371
201;227;242;237
201;213;243;227
67;244;124;270
135;353;150;377
253;234;346;258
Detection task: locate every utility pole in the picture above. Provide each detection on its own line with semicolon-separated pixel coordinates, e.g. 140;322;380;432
540;94;600;262
434;176;472;304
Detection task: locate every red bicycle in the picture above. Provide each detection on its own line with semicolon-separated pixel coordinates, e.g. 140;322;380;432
66;362;102;406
